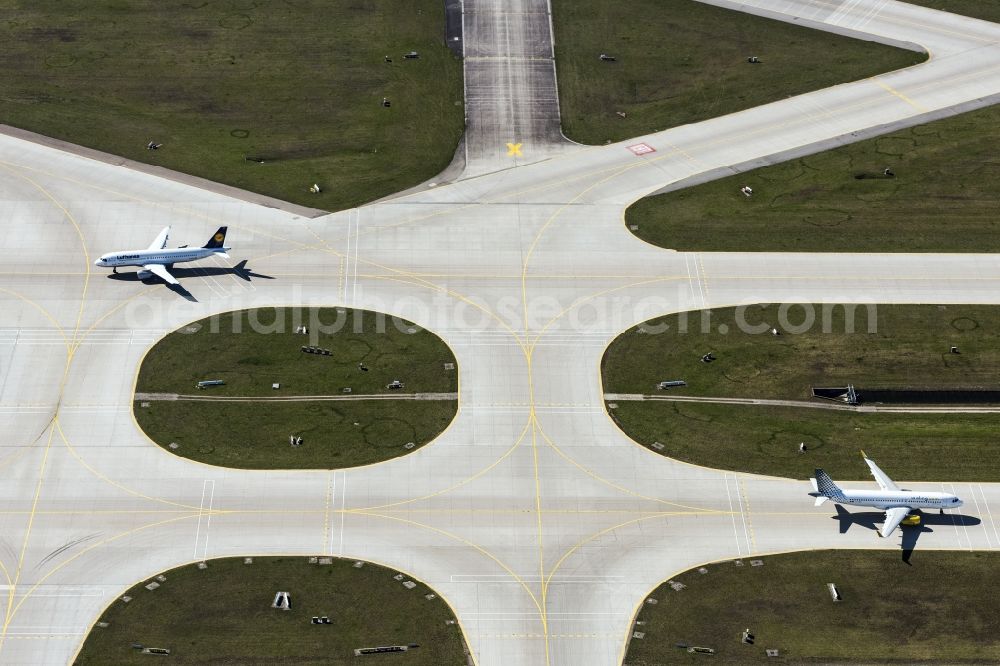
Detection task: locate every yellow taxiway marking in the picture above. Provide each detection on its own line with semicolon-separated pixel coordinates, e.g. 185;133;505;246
738;476;758;555
506;142;523;157
0;163;95;653
481;633;620;640
873;78;928;112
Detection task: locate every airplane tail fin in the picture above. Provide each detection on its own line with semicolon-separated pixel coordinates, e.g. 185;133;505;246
809;478;829;506
810;469;845;502
203;226;228;249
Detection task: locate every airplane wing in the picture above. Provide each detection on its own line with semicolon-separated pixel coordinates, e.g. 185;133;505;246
147;226;170;250
864;455;899;492
143;263;179;285
880;506;910;538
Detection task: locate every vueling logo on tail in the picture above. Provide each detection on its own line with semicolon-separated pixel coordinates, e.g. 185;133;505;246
814;469;846;500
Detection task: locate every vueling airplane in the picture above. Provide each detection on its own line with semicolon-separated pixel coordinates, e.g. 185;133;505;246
94;227;230;284
809;452;963;538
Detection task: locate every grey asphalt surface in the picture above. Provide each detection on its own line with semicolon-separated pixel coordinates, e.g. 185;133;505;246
460;0;576;177
2;2;1000;665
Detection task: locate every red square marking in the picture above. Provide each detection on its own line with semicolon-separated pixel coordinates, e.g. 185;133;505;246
627;143;656;156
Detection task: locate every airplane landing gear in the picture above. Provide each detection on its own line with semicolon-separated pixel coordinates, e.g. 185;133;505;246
940;509;944;514
112;267;117;274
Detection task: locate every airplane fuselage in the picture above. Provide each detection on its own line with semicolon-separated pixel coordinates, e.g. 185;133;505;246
95;246;228;269
838;489;961;511
811;458;963;537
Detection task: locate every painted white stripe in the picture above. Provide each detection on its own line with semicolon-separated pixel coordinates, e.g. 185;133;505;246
966;484;991;549
193;479;215;560
944;483;972;551
979;484;1000;548
338;470;348;556
326;472;337;557
723;473;744;557
736;475;752;555
451;575;624;582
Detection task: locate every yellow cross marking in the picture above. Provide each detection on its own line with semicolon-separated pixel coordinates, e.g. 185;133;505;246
506;142;523;157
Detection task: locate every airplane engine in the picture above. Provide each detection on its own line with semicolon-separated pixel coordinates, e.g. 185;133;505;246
137;269;153;280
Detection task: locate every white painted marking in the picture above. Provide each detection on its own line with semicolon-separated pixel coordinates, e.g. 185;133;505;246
351;211;360;305
326;472;337;557
979;485;1000;547
462;611;621;617
451;575;624;583
723;473;744;557
687;253;707;309
967;484;991;549
202;479;216;559
945;483;972;550
0;586;103;598
338;471;347;556
343;215;352;303
193;479;215;560
626;143;656;156
735;475;752;556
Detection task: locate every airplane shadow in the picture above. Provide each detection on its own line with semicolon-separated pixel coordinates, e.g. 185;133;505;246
832;504;981;564
173;260;275;283
105;260;273;302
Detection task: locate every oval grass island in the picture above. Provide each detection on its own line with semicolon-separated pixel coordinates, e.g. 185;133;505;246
74;556;466;665
602;303;1000;481
624;550;1000;664
134;307;458;469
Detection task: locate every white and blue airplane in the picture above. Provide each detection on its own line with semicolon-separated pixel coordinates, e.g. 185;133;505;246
810;452;963;538
94;226;230;284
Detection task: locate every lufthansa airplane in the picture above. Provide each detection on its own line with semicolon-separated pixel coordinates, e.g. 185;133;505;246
809;452;963;538
94;227;229;284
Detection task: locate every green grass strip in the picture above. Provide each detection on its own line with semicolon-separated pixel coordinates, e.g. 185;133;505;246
76;557;466;665
552;0;924;145
626;551;1000;664
0;1;464;211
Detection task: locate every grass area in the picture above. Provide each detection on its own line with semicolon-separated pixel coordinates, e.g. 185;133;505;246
602;304;1000;480
626;101;1000;252
551;0;924;145
0;1;463;212
609;400;998;481
134;308;458;469
75;556;466;665
602;304;1000;400
138;309;457;397
624;550;1000;664
904;0;1000;22
136;399;456;469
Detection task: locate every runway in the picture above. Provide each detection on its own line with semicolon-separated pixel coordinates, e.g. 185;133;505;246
2;1;1000;664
